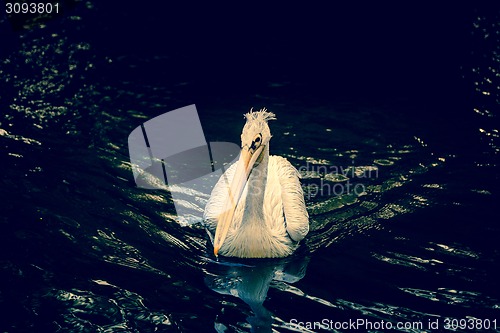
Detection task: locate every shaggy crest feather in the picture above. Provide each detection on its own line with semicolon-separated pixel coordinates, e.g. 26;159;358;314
244;107;277;122
241;107;276;146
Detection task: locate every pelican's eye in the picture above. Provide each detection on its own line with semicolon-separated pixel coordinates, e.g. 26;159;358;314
250;133;262;151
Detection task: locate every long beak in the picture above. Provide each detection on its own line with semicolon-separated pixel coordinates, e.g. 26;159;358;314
213;145;264;256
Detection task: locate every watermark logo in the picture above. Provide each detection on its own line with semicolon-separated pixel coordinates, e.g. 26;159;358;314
128;105;380;223
127;105;239;225
299;160;379;199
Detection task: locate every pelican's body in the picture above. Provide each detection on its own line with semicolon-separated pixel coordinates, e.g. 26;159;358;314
203;108;309;258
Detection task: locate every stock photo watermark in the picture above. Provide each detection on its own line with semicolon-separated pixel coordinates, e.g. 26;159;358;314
298;160;379;199
127;105;382;222
289;317;498;331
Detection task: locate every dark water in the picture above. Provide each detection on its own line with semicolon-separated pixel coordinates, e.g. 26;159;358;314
1;3;499;332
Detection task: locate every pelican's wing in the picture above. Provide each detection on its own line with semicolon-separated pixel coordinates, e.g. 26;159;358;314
203;162;246;234
203;162;237;231
270;156;309;242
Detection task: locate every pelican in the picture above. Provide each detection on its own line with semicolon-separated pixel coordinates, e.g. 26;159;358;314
203;108;309;258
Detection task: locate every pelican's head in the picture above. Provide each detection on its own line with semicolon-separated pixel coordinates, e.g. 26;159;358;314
240;108;276;154
213;108;276;256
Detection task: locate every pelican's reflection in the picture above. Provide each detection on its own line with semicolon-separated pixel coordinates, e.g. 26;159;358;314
205;255;310;332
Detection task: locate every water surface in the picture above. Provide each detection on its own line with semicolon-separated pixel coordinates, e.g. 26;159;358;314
1;3;499;332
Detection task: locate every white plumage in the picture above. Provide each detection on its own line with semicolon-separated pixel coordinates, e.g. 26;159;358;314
203;108;309;258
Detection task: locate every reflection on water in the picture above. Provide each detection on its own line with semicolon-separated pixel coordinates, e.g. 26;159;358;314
205;256;310;332
1;3;500;333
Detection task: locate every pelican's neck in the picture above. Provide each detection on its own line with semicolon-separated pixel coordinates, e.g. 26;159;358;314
242;145;269;226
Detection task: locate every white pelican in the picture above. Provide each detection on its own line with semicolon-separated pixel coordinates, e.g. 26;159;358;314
203;108;309;258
